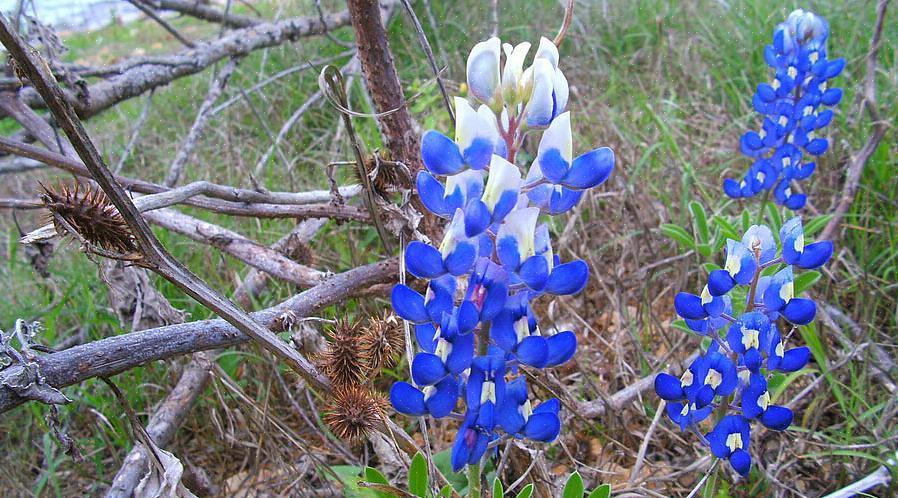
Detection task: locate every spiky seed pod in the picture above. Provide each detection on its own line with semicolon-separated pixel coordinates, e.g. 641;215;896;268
323;385;386;441
318;318;368;388
360;311;404;373
354;150;408;196
40;182;137;254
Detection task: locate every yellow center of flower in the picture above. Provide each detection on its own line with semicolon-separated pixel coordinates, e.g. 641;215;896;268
771;79;781;90
758;391;771;411
809;51;819;63
794;234;804;253
704;369;723;389
780;281;794;301
775;342;785;358
804;105;814;116
778;115;789;126
741;327;760;349
681;370;694;386
422;385;437;400
782;156;791;168
481;381;496;404
725;252;741;277
788;66;798;79
701;285;713;305
726;432;744;452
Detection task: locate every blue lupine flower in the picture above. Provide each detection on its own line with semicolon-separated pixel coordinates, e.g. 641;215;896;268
421;98;503;175
741;373;794;431
533;113;615;191
779;217;833;269
496;377;561;441
658;218;831;478
762;266;816;324
724;9;843;209
392;33;612;473
707;415;753;476
726;312;772;372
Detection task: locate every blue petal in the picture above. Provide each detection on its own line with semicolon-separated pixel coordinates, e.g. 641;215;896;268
729;449;752;477
412;353;448;385
421;130;463;175
723;179;743;198
779;346;811;372
391;284;428;322
545;331;577;367
564;147;614;190
463;199;491;237
674;292;707;320
415;323;438;353
797;241;832;269
390;382;426;416
533;398;560;415
490;312;519;352
492;190;519;224
708;270;736;296
516;336;549;368
545;260;589;295
405;241;445;279
444;241;477;276
480;282;508;321
458;301;481;334
783;298;816;325
426;377;459;418
496;235;522;270
496;399;525;434
451;428;472;472
654;373;685;401
548;187;582;214
519;255;550;291
760;405;793;431
445;332;475;374
463;138;494;171
523;412;560;442
538;148;569;184
416;171;449;215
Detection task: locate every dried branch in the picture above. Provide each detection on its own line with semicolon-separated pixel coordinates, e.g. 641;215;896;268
8;7;356;119
114;89;154;173
145;0;262;28
143;207;325;288
106;219;326;498
0;258;398;415
346;0;420;181
820;0;890;242
164;57;238;186
127;0;196;49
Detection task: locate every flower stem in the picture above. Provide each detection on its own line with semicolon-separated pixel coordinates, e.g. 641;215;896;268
467;462;482;498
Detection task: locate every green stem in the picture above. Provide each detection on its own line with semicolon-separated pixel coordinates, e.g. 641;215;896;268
467;463;482;498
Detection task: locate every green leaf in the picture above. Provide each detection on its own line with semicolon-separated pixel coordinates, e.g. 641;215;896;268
660;223;695;249
713;215;740;240
493;477;504;497
702;262;722;274
793;270;821;294
671;319;694;334
741;209;751;231
697;242;712;258
587;484;611;498
325;465;373;498
562;471;585;498
765;202;783;232
514;484;534;498
439;485;454;497
408;453;428;497
431;449;467;493
689;201;711;244
805;214;833;237
363;467;397;498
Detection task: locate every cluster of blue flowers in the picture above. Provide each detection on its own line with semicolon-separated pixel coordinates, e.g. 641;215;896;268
723;9;844;210
655;217;833;476
388;36;615;471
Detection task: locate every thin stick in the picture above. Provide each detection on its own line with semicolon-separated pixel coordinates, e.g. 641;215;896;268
114;89;154;174
819;0;890;242
685;459;719;498
628;400;665;485
127;0;196;48
399;0;454;122
553;0;575;47
164;57;238;186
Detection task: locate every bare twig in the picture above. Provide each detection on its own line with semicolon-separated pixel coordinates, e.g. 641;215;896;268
164;57;239;186
821;449;897;498
144;0;261;28
399;0;453;122
113;89;154;174
820;0;890;242
553;0;576;47
127;0;196;48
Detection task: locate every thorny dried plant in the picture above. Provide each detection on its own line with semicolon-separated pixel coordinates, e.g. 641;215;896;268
359;311;404;372
39;182;137;254
323;384;387;441
317;318;368;388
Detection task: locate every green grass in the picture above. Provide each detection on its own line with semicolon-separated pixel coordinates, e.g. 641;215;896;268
0;0;895;496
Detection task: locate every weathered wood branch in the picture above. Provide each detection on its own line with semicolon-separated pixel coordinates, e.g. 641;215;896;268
0;258;397;415
145;0;262;28
10;8;356;119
